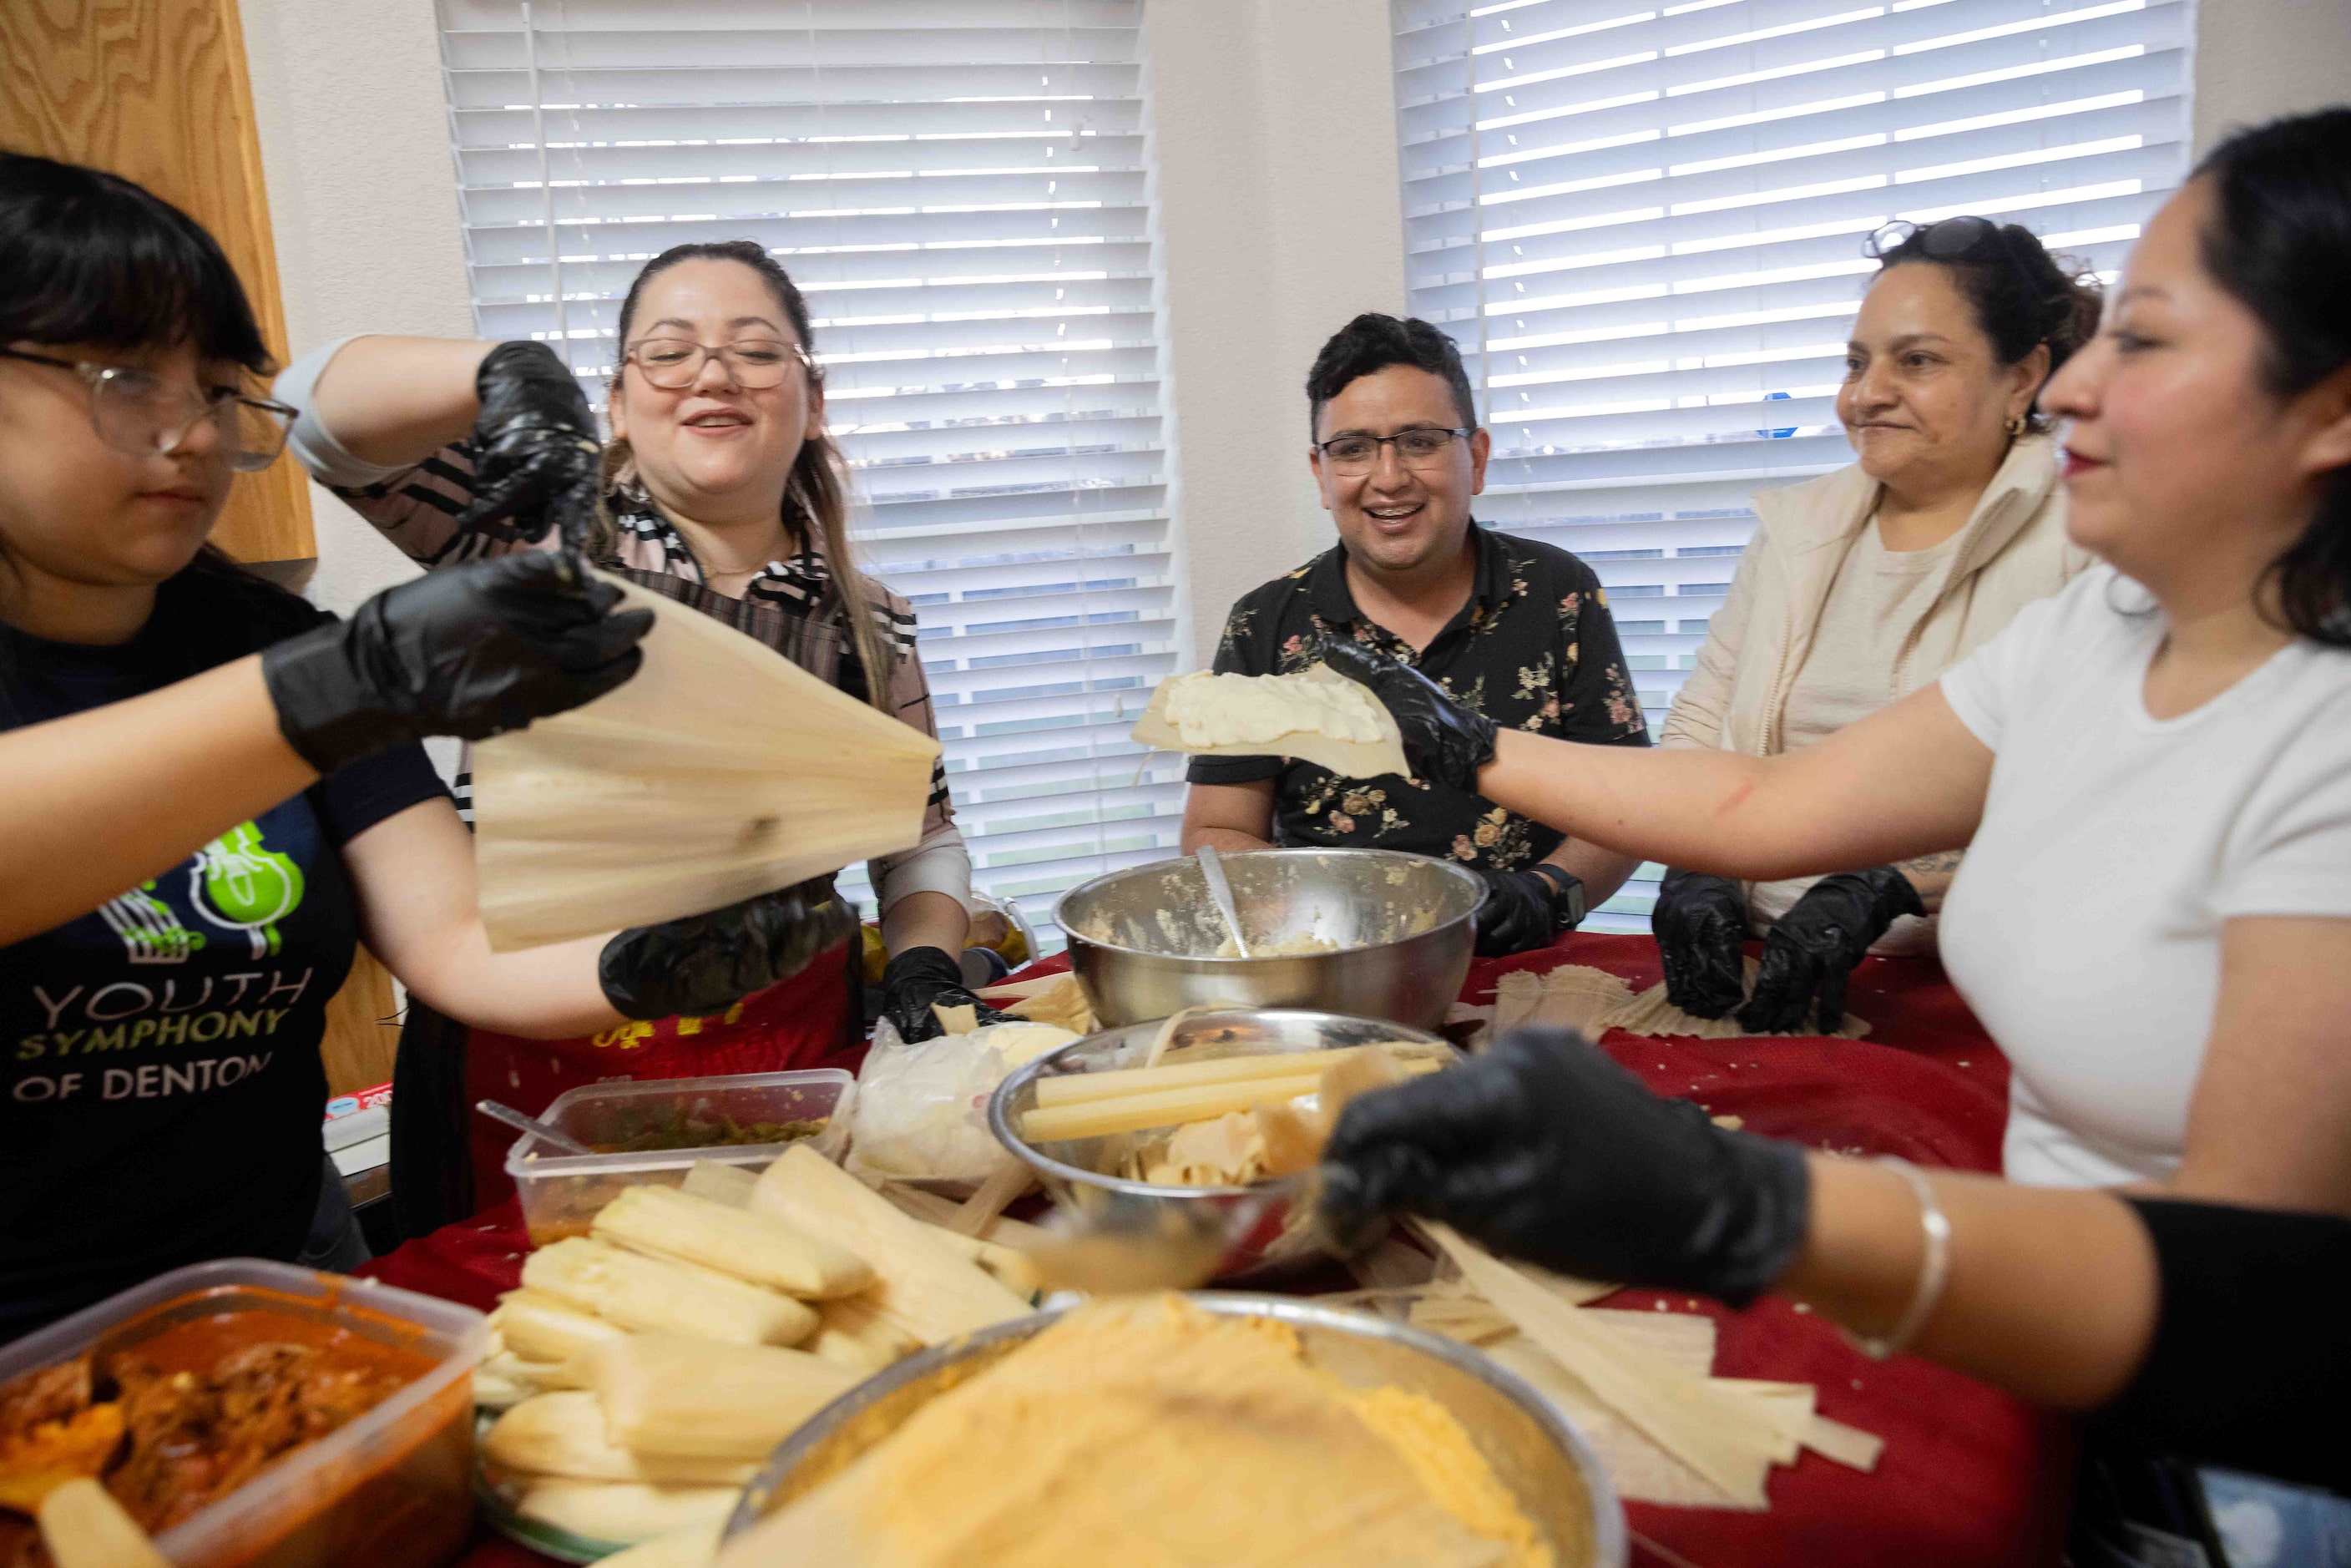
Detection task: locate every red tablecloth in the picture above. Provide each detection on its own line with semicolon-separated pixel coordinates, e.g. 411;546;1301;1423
375;931;2066;1568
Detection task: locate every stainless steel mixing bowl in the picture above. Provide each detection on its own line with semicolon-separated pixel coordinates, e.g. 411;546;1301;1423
1054;847;1482;1029
725;1292;1627;1568
988;1008;1455;1281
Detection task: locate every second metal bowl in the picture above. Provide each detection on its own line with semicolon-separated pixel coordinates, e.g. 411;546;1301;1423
988;1008;1454;1281
1054;847;1483;1029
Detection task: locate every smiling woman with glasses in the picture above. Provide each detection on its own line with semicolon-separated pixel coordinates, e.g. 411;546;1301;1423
267;238;995;1232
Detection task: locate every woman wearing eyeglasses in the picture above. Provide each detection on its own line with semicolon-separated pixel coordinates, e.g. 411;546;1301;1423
272;240;992;1222
0;155;855;1338
1651;217;2101;1034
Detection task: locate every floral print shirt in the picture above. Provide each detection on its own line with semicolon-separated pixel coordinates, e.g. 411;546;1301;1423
1187;526;1648;871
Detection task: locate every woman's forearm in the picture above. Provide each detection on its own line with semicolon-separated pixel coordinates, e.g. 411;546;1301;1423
1470;684;1992;882
309;336;500;468
1780;1158;2160;1410
410;928;624;1039
0;658;316;947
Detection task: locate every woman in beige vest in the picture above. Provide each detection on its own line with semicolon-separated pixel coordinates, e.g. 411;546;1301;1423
1653;218;2102;1033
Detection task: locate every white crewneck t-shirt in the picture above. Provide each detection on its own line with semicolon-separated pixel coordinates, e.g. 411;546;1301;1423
1749;518;1961;952
1937;566;2351;1188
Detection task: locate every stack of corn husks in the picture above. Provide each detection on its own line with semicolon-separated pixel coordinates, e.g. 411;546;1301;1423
478;1144;1036;1562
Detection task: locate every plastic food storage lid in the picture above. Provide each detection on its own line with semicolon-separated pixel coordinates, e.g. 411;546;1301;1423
0;1259;488;1564
503;1067;855;1179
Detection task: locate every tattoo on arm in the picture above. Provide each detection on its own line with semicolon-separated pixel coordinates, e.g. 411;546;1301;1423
1901;850;1964;874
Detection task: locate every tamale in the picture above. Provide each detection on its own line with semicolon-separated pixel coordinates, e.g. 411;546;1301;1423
598;1522;724;1568
485;1393;761;1486
515;1480;741;1545
585;1335;862;1462
593;1185;873;1299
493;1289;632;1364
523;1237;817;1347
747;1144;1030;1344
471;571;942;950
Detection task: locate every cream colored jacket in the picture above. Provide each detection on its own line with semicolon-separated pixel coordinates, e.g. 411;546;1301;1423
1662;433;2090;760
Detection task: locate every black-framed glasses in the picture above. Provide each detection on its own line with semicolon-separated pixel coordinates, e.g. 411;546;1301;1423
1312;426;1470;474
623;336;818;392
0;348;294;473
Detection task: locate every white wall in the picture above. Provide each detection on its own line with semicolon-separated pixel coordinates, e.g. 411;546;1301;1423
1143;0;1409;665
239;0;476;616
2192;0;2351;156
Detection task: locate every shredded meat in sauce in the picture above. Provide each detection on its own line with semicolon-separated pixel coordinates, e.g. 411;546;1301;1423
0;1335;412;1565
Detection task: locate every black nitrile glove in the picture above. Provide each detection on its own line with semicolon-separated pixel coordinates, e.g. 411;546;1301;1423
1474;864;1585;958
260;550;651;772
452;341;606;548
1318;638;1497;793
881;945;1008;1044
1321;1027;1811;1305
1652;868;1749;1019
1737;866;1923;1035
599;879;857;1021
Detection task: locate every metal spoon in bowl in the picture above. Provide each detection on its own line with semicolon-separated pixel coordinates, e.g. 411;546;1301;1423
475;1098;594;1156
1194;844;1250;958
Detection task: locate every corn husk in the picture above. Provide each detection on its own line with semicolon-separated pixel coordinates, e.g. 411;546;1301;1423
594;1185;872;1299
747;1144;1029;1344
515;1480;741;1545
472;570;941;950
586;1334;862;1461
523;1237;817;1347
1131;664;1410;781
36;1479;170;1568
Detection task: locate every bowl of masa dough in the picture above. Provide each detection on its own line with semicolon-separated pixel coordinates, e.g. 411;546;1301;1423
1054;847;1482;1030
717;1291;1625;1568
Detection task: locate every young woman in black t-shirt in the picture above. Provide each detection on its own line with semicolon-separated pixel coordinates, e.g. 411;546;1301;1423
0;154;851;1338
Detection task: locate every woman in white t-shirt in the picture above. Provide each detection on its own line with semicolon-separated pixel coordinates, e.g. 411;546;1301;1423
1326;107;2351;1211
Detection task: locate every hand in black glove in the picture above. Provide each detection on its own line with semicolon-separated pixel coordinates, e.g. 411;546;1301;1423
881;945;1008;1044
599;879;857;1021
261;549;652;772
1317;638;1497;793
1652;868;1748;1019
453;341;606;548
1736;866;1923;1035
1321;1027;1810;1304
1474;864;1585;958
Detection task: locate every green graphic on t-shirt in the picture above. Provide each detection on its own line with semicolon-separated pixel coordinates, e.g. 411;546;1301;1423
96;884;203;964
190;822;306;959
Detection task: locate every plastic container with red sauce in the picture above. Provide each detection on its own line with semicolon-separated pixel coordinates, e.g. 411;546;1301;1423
0;1260;487;1568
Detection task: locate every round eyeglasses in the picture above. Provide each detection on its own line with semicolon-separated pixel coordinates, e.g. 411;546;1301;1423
623;336;819;392
1;349;294;473
1312;427;1470;475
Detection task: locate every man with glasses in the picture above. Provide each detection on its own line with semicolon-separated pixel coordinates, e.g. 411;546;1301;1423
1181;313;1648;956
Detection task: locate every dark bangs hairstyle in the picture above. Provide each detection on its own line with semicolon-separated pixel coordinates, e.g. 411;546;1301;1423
0;154;313;687
604;239;889;708
2193;108;2351;647
1306;313;1479;440
1869;219;2103;435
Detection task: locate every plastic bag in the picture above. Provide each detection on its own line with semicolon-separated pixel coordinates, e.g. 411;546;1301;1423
845;1018;1078;1189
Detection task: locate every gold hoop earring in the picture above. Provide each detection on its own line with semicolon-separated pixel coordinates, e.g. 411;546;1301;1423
2005;414;2029;437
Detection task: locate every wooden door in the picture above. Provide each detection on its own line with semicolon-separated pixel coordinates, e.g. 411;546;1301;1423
0;0;316;563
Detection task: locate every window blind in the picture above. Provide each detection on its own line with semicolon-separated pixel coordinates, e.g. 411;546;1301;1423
434;0;1171;951
1390;0;2189;929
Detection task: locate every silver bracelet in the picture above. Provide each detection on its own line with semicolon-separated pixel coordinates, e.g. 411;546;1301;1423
1842;1156;1952;1362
